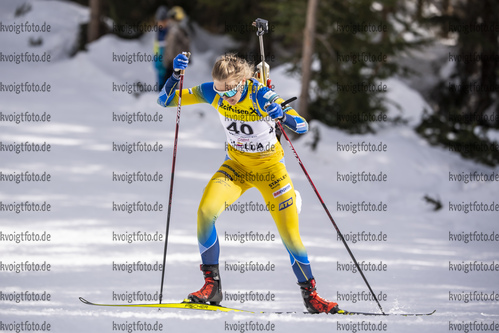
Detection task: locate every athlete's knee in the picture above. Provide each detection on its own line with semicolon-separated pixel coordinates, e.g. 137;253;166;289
197;204;217;225
278;227;306;251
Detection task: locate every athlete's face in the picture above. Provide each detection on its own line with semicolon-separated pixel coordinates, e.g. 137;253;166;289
213;78;245;106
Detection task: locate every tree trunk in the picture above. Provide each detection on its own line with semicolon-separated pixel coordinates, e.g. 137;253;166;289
416;0;424;19
298;0;319;120
441;0;453;37
87;0;102;43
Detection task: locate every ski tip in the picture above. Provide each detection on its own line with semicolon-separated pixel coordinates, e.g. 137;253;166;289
397;309;437;316
336;309;436;316
79;297;92;305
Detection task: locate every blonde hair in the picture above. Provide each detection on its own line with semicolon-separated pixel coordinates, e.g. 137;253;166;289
212;53;254;82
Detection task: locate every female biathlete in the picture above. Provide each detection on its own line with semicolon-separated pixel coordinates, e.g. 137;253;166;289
157;52;339;314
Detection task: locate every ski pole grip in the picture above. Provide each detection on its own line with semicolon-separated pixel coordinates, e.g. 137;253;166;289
180;52;191;75
274;97;297;122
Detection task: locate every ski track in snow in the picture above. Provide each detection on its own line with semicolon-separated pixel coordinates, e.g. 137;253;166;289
1;1;498;332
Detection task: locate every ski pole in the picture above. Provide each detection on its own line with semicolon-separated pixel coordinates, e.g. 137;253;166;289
159;52;191;304
275;117;385;314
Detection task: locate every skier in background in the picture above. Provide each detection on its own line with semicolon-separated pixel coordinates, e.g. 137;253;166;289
157;52;339;314
153;6;169;90
163;6;190;84
153;6;190;91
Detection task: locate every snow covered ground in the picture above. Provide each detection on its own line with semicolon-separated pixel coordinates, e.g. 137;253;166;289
1;1;498;333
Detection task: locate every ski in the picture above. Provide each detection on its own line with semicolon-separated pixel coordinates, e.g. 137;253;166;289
80;297;434;316
337;309;436;316
79;297;253;313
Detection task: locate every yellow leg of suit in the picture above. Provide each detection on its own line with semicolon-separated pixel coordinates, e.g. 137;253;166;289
196;157;313;282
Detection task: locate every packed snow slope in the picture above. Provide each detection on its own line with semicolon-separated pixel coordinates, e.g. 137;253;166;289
1;1;498;333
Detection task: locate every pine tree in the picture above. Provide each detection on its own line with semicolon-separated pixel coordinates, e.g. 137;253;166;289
267;0;425;134
416;0;499;166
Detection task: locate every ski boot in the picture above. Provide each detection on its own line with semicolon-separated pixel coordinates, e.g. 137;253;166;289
187;264;222;305
298;278;339;314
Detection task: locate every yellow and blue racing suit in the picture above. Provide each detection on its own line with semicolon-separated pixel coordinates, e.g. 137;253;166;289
157;74;313;282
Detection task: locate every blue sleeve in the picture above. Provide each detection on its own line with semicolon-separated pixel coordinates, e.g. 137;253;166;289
281;110;308;134
157;75;217;107
256;85;278;111
157;72;180;107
